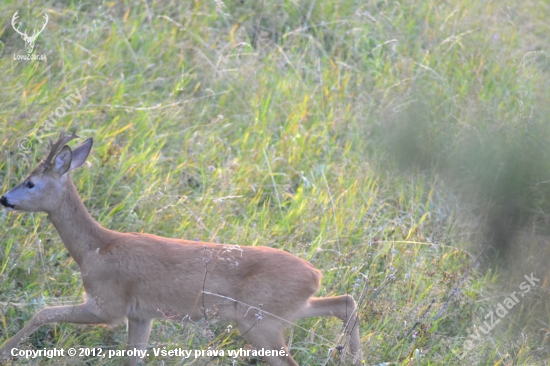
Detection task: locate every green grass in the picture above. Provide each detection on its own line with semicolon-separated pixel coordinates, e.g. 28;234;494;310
1;0;549;365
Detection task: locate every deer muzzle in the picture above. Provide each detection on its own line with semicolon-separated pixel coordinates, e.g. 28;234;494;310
0;196;15;209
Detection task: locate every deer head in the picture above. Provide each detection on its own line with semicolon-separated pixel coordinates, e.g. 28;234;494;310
11;11;49;54
0;131;92;213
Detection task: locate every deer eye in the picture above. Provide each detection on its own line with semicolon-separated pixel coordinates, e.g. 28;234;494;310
25;181;35;189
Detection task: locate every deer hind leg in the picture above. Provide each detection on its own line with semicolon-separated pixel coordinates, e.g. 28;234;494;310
236;319;298;366
126;317;153;366
0;303;106;360
296;295;363;365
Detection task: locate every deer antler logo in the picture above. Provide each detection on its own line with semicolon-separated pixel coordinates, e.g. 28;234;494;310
11;11;48;55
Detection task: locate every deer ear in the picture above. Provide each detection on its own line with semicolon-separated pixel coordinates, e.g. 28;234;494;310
70;138;93;171
54;146;72;176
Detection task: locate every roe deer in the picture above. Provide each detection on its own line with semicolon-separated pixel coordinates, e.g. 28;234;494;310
0;132;363;366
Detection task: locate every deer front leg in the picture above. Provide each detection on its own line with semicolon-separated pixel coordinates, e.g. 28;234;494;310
125;317;153;366
0;303;106;360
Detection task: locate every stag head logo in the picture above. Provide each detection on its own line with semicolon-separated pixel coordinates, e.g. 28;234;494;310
11;11;48;55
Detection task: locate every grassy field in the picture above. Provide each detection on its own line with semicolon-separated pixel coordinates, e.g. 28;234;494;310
1;0;550;365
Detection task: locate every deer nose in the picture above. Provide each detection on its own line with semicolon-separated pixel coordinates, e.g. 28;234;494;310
1;196;11;207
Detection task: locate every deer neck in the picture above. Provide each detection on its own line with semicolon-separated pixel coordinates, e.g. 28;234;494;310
46;177;115;266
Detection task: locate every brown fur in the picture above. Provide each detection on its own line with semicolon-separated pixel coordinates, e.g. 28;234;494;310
0;137;362;366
